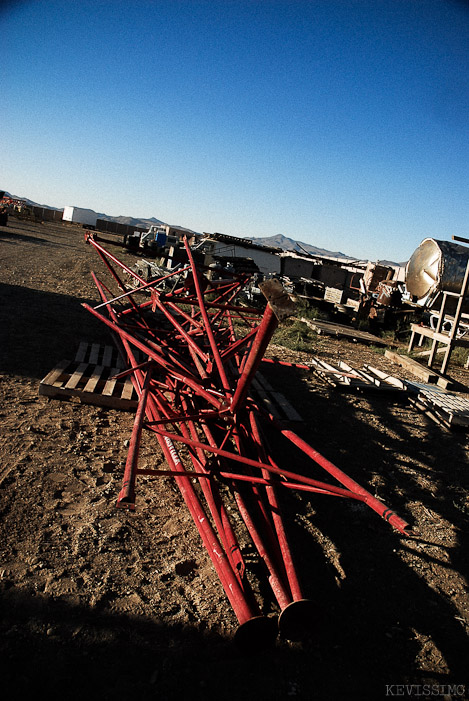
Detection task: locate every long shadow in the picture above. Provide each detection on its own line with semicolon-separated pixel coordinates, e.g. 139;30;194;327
0;221;75;247
258;361;469;696
0;230;58;246
1;283;111;378
1;582;413;701
0;586;253;700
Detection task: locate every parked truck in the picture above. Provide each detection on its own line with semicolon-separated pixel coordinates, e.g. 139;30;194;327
62;206;98;228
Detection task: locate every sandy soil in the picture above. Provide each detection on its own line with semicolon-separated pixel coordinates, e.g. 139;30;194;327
1;217;468;700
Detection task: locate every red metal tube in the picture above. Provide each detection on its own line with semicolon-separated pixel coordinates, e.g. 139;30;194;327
183;238;232;393
116;369;152;510
195;410;293;611
147;403;275;648
279;427;412;534
249;412;302;600
230;303;278;414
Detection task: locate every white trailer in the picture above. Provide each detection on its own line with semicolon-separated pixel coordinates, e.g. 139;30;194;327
62;206;98;228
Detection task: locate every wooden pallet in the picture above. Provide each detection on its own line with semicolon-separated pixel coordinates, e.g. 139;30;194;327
39;343;139;410
406;382;469;430
40;343;301;420
73;340;126;368
300;318;387;346
310;357;406;394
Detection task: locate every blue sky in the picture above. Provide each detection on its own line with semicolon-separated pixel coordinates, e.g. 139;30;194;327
1;0;468;262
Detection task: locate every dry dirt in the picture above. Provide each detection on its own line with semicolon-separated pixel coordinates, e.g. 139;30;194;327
1;217;468;701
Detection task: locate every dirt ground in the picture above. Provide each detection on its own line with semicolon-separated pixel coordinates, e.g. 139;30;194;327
1;217;468;701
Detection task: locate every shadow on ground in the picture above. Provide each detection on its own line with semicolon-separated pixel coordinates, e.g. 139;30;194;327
1;283;111;379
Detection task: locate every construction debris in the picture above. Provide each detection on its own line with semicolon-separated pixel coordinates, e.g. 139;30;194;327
310;357;406;393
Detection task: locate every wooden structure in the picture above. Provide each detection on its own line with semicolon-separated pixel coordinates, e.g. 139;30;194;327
408;240;469;375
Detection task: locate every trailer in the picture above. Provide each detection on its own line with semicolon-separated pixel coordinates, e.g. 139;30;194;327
62;206;98;228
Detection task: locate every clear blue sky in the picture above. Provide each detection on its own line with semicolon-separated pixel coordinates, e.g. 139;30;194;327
1;0;468;262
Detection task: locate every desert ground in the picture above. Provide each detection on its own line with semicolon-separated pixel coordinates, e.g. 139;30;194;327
0;216;468;700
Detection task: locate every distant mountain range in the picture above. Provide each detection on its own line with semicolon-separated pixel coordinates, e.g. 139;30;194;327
98;213;167;228
4;191;403;266
250;234;404;267
249;234;355;261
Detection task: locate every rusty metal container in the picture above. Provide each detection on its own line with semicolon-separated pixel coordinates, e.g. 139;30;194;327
405;238;469;304
376;279;401;307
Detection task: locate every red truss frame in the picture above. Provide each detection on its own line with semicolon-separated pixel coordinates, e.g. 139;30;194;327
83;232;411;648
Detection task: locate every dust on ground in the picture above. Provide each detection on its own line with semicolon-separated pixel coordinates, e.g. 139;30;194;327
1;218;468;700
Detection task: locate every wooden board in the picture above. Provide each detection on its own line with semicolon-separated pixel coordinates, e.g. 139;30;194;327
300;318;387;346
74;341;126;368
409;323;469;348
384;350;460;390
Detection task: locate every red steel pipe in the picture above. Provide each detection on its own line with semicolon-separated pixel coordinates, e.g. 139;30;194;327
230;303;278;414
117;368;152;510
278;427;411;534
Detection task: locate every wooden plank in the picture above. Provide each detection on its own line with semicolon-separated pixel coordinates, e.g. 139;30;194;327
414;347;446;358
102;345;114;367
82;365;106;394
301;318;387;346
121;378;136;401
338;361;376;385
270;391;303;421
255;372;274;392
74;341;128;369
251;377;265;393
311;358;370;388
385;350;461;390
310;358;352;387
38;359;71;391
250;376;301;421
102;368;120;397
75;341;88;363
89;343;100;365
410;323;469;349
362;365;406;390
385;350;439;383
64;363;89;390
251;387;281;419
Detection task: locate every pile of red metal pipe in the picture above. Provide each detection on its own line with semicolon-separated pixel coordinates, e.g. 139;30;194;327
83;232;411;648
